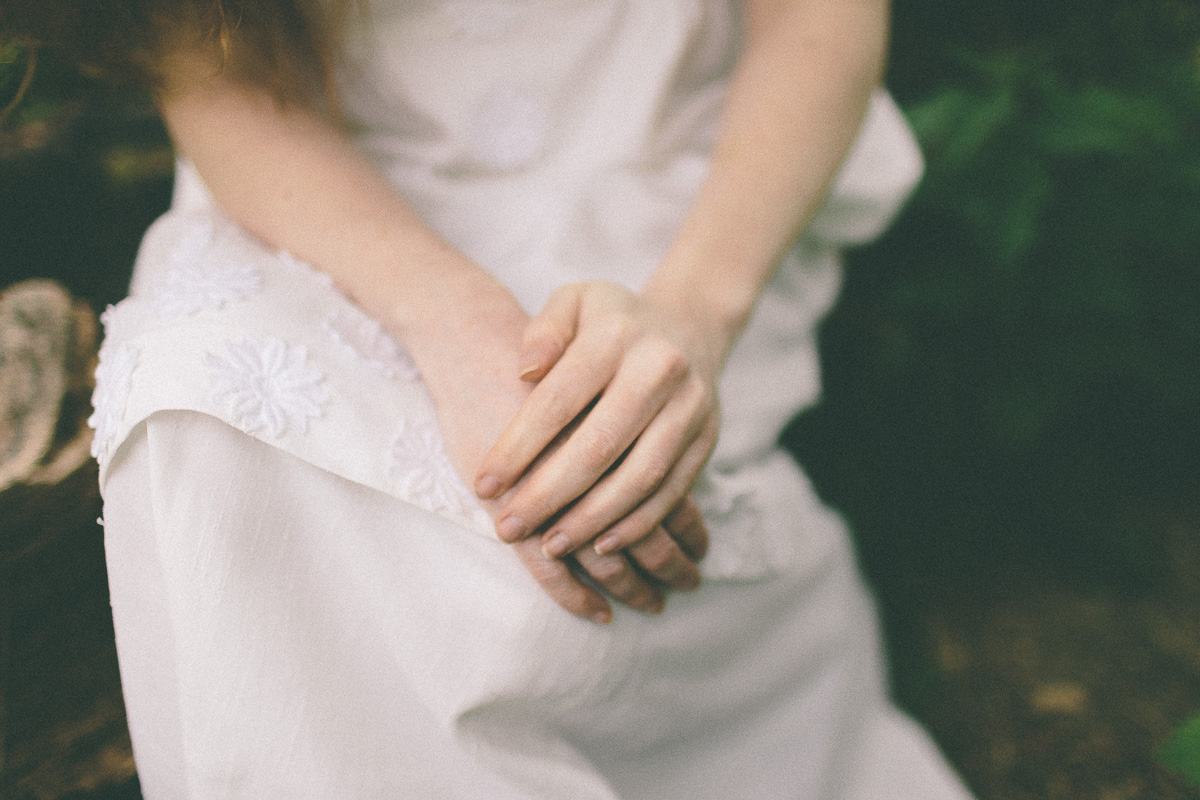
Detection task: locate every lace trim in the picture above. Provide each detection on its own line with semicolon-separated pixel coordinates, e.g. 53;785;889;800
323;307;419;381
88;339;140;466
389;418;475;518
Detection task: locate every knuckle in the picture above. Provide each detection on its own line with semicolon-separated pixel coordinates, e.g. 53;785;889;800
673;565;701;591
540;386;579;427
548;284;574;305
629;588;661;609
606;513;654;548
580;426;623;468
655;342;690;382
635;537;677;573
525;554;563;585
630;457;669;496
588;555;628;585
610;317;638;344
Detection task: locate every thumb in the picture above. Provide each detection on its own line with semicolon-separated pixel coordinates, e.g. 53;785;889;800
518;285;581;382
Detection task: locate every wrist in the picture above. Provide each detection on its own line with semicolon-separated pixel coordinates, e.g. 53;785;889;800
381;255;528;395
641;262;761;368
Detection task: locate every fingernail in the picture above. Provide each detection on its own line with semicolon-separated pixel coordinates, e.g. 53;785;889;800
518;359;542;381
591;608;613;624
497;516;527;542
475;474;501;498
517;343;556;380
542;532;572;558
593;534;620;556
517;347;544;380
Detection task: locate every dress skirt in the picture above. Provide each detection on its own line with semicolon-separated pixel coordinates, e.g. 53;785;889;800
102;409;971;799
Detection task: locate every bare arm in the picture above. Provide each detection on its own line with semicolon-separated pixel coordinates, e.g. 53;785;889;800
649;0;888;336
478;0;889;556
156;50;706;621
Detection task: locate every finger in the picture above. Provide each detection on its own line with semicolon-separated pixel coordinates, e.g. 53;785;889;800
511;536;613;624
518;284;581;382
662;495;709;562
574;546;665;615
626;526;702;592
591;422;717;557
475;329;622;503
539;382;710;557
493;339;690;542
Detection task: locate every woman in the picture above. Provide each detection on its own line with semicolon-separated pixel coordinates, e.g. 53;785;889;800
9;0;973;796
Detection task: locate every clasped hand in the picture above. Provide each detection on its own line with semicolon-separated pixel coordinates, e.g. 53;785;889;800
476;281;725;616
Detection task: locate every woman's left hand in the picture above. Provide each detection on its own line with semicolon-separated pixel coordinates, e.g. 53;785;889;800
474;280;727;559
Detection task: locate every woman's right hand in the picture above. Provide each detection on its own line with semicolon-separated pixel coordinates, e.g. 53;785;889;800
396;270;707;623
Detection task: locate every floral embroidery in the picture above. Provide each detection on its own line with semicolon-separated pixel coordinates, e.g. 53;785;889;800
152;261;262;319
324;308;419;381
277;249;335;289
440;0;525;39
468;84;549;170
88;341;140;466
207;337;330;437
389;418;474;517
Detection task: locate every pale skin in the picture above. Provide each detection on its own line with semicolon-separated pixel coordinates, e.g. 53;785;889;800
156;0;887;622
477;0;888;551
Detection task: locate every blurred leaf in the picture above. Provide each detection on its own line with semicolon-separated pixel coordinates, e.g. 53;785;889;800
1038;84;1180;156
908;83;1015;177
1160;714;1200;787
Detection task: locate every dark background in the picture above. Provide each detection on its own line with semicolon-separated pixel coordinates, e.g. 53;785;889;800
2;0;1200;797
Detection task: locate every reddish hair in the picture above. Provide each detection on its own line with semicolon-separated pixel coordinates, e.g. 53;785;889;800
1;0;352;105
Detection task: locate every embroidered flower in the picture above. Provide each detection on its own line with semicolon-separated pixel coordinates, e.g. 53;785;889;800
152;261;262;319
440;0;525;38
324;308;419;381
277;249;335;289
389;418;474;516
468;84;549;170
88;341;140;465
207;337;329;437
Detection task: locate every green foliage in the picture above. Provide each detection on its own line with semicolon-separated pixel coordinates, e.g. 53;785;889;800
787;0;1200;590
1160;714;1200;787
901;47;1200;442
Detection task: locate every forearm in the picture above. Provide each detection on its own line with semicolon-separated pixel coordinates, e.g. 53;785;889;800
644;0;888;357
157;53;527;382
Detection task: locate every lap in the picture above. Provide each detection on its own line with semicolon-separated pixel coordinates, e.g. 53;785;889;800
103;410;907;799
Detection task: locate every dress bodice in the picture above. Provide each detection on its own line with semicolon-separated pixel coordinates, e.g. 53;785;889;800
337;0;740;312
337;0;925;466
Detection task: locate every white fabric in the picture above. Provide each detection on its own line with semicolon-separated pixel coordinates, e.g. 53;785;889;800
95;0;970;796
106;412;968;799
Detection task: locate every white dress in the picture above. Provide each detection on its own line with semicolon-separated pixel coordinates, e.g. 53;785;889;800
91;1;973;797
